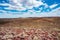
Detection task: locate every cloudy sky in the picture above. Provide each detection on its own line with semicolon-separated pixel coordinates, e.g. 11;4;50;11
0;0;60;18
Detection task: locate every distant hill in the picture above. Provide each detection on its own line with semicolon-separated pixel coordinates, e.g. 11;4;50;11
0;17;60;30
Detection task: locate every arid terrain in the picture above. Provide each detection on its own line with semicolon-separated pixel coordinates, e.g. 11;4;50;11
0;17;60;29
0;17;60;40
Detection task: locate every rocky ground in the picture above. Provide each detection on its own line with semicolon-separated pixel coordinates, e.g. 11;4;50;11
0;17;60;40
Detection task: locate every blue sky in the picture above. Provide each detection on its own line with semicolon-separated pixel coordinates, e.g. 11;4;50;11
0;0;60;18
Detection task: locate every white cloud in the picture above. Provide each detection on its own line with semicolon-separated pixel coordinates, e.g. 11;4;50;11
0;7;60;18
49;4;58;8
0;0;60;18
8;0;44;10
0;3;9;6
32;0;43;7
